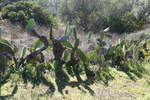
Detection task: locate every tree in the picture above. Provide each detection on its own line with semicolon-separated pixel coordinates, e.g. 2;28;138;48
1;1;56;27
61;0;108;33
0;0;23;10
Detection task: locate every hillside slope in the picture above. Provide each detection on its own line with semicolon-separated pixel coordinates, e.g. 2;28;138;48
0;23;150;100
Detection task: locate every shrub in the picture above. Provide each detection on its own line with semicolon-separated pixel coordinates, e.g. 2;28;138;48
61;0;109;33
61;0;146;33
1;1;55;27
87;11;108;33
136;0;150;23
88;31;149;80
108;12;144;33
104;38;147;80
0;0;23;10
121;12;144;32
108;15;123;33
139;39;150;61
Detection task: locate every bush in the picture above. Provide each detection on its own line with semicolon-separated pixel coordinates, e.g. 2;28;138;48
87;11;108;33
61;0;109;33
109;12;144;33
136;0;150;23
0;0;23;10
121;12;144;32
1;1;55;27
139;39;150;61
61;0;146;34
104;37;147;80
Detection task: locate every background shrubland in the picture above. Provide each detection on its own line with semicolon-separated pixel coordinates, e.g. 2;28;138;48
1;1;57;27
61;0;150;33
1;0;150;33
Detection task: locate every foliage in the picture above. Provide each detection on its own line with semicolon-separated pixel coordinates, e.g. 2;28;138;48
87;30;149;82
135;0;150;23
1;1;56;27
108;12;144;33
61;0;148;33
0;19;150;98
33;0;61;16
0;0;22;10
105;37;149;80
139;39;150;61
61;0;109;33
87;32;114;84
0;20;95;96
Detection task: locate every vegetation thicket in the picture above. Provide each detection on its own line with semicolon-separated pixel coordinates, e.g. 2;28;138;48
1;1;57;27
61;0;150;33
0;19;149;96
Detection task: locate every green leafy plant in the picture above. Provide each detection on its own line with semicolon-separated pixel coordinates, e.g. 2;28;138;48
0;18;149;98
139;38;150;61
87;31;114;84
61;0;147;33
0;20;95;96
1;1;56;27
0;28;2;39
108;11;144;33
105;37;147;80
0;19;51;96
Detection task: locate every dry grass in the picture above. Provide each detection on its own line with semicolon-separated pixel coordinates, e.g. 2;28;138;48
0;63;150;100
